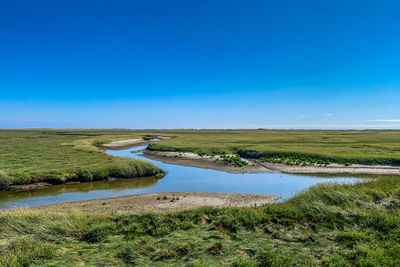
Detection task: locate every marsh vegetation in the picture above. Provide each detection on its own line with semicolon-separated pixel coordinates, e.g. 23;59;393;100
0;130;163;190
1;129;400;266
146;129;400;166
1;177;400;266
2;129;399;191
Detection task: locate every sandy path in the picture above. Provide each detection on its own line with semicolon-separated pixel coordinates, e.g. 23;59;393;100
32;192;281;214
102;139;148;150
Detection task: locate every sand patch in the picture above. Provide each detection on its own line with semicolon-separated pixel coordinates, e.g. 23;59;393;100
102;139;148;150
32;192;281;214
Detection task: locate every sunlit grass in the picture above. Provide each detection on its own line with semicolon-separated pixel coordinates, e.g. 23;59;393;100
2;129;400;265
1;177;400;265
145;129;400;165
0;129;163;189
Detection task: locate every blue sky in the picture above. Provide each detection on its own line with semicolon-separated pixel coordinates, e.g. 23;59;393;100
1;0;399;129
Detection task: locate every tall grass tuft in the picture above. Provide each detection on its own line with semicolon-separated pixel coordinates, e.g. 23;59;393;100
2;178;400;265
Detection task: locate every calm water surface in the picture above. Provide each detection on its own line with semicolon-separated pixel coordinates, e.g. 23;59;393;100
0;145;363;209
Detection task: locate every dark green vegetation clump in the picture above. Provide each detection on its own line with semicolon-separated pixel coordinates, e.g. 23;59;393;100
146;129;400;166
2;177;400;266
196;152;248;167
0;130;163;190
220;155;248;167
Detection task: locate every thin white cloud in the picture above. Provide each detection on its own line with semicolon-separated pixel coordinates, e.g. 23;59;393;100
298;115;308;119
366;119;400;122
326;113;335;117
265;124;400;129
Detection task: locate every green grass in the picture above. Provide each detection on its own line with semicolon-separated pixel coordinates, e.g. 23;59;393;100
2;129;400;189
144;129;400;166
0;129;163;189
1;177;400;266
2;129;400;265
220;154;249;167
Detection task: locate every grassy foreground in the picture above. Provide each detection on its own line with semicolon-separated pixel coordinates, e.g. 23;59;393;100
0;129;163;190
1;177;400;266
146;129;400;166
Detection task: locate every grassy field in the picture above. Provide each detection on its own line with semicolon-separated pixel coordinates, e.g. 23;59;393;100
145;129;400;166
0;129;163;190
2;128;400;188
1;177;400;266
2;129;400;265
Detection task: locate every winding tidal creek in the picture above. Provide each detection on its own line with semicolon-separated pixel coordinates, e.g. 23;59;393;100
0;144;363;209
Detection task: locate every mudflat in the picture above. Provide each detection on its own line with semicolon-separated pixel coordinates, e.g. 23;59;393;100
143;150;400;175
32;191;281;214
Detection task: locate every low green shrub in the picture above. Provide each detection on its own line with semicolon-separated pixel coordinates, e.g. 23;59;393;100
82;222;117;243
207;242;225;255
238;149;400;166
220;155;248;167
143;135;159;140
335;231;369;248
255;250;294;267
321;255;350;267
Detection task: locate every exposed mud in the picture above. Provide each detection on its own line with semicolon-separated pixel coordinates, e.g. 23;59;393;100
32;191;282;214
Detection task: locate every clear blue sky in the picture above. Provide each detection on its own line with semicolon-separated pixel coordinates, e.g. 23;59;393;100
1;0;399;129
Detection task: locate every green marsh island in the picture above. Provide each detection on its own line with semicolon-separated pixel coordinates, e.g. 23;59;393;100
1;129;400;266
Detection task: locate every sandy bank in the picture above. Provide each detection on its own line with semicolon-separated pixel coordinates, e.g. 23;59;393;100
255;161;400;175
142;150;272;173
32;192;281;214
142;150;400;175
102;139;148;150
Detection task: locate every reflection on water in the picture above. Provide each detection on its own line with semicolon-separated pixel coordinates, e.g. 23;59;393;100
0;144;364;209
0;176;160;210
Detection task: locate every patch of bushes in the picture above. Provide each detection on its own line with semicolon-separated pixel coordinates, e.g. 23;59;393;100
238;149;400;166
197;152;207;157
197;151;225;157
92;140;108;148
335;231;369;248
143;135;159;140
207;242;225;255
321;255;350;267
219;155;248;167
